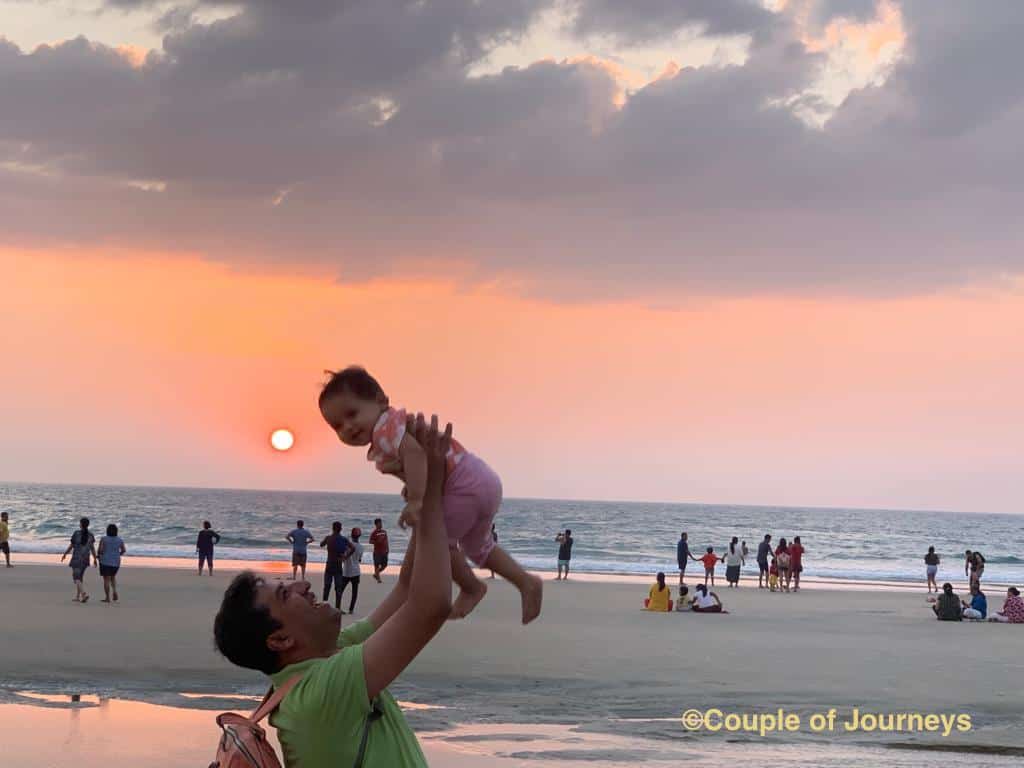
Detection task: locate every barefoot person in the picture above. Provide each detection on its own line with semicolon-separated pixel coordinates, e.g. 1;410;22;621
197;521;221;576
318;367;542;623
0;512;11;568
60;517;98;603
756;534;772;589
287;520;315;580
213;413;455;767
924;546;940;593
677;532;697;586
555;529;573;580
369;518;389;583
97;524;126;603
690;584;726;613
789;536;805;591
319;522;352;611
338;527;364;615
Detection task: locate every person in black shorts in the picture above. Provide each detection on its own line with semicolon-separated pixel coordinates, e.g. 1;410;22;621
756;534;772;589
555;529;573;580
369;518;389;583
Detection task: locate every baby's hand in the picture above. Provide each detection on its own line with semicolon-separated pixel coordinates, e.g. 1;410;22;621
398;499;422;529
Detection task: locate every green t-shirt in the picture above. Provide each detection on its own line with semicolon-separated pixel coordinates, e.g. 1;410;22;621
269;619;427;767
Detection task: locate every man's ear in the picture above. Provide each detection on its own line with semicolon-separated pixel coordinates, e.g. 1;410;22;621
267;628;295;654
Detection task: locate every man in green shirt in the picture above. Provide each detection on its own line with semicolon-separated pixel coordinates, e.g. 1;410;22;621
215;414;454;767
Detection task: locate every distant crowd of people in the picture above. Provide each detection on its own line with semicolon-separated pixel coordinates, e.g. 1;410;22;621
674;532;805;592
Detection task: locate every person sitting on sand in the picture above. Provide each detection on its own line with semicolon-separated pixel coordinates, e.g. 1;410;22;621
214;413;455;768
645;572;672;611
932;583;962;621
961;584;987;621
97;523;126;603
924;546;940;593
988;587;1024;623
690;584;726;613
700;546;720;586
60;517;98;603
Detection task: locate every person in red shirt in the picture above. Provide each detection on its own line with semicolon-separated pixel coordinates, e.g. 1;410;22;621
369;517;390;583
700;546;721;587
789;536;805;591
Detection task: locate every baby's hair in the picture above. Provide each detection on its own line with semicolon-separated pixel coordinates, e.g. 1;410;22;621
319;366;388;407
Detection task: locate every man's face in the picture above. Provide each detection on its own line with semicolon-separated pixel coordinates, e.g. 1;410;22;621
255;580;340;657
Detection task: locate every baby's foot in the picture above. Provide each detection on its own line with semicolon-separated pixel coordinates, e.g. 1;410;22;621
450;580;487;620
520;573;543;625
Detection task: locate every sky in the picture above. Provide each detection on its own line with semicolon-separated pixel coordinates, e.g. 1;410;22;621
2;0;1023;513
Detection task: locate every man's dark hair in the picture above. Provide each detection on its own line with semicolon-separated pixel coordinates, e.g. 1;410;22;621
214;572;282;675
332;521;342;533
203;521;212;529
319;366;387;407
374;518;382;526
107;523;118;536
296;520;304;527
565;529;571;536
764;534;771;541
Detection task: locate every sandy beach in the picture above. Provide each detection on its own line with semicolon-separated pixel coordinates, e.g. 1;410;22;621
2;561;1022;764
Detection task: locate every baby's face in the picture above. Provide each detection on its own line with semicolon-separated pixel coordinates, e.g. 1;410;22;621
320;390;385;447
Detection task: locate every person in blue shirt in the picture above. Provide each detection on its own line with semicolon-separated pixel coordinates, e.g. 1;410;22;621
97;523;126;603
319;521;353;610
961;584;987;620
677;532;698;586
287;520;316;579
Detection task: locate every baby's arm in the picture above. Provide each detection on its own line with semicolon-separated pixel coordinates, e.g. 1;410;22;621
397;431;428;528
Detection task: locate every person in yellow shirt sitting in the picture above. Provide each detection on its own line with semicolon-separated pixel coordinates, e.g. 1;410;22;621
645;572;673;611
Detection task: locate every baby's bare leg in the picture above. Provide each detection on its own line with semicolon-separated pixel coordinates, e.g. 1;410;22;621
483;545;543;625
449;547;487;619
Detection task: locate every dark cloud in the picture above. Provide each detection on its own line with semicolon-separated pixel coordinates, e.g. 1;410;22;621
2;0;1024;300
567;0;776;46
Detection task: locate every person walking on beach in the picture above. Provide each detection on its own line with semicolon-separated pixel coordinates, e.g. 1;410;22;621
775;538;791;592
966;550;986;588
700;546;720;587
338;527;364;615
287;520;315;580
213;412;455;767
789;536;805;591
0;511;11;568
97;524;126;603
677;532;697;586
320;521;353;610
197;521;221;575
369;518;389;583
924;546;940;593
723;538;743;588
555;529;573;580
756;534;772;589
60;517;98;603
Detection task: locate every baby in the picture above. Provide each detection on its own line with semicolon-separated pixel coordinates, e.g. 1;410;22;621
319;366;543;623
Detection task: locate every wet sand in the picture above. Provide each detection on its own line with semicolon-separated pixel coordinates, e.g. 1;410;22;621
1;562;1022;762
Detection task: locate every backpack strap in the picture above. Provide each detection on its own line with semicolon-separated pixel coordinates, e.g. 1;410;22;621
352;699;384;768
250;674;304;725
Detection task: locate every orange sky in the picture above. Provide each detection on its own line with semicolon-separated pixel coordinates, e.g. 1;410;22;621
4;248;1022;513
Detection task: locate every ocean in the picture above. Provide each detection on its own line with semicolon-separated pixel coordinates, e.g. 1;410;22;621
2;481;1022;585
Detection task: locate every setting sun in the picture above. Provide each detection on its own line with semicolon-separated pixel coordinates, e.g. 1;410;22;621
270;429;294;452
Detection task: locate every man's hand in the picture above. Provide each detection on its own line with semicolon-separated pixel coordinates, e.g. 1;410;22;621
407;413;452;483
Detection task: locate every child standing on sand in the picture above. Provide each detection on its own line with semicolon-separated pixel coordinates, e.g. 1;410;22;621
701;546;720;587
318;366;543;623
768;558;779;592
